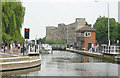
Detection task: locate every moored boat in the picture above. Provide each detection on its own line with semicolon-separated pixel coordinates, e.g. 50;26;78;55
39;44;53;54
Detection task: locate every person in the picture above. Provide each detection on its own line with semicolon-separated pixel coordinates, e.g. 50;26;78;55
3;43;6;53
12;42;15;49
94;45;97;52
24;43;26;51
92;46;95;52
1;41;4;52
16;43;18;48
9;43;13;54
5;42;8;51
97;45;99;52
18;43;20;49
18;43;20;52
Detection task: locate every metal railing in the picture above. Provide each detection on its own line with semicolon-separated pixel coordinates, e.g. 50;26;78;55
102;46;120;54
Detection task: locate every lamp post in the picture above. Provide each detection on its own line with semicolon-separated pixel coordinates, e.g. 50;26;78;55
74;28;76;49
107;3;110;46
67;25;68;48
94;1;110;46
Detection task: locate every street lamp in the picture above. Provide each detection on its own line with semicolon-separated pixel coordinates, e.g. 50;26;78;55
67;25;68;48
94;1;110;46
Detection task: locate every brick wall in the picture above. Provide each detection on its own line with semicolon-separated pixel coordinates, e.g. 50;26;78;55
84;32;96;51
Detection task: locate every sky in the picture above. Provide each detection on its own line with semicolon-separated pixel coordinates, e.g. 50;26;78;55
21;0;120;40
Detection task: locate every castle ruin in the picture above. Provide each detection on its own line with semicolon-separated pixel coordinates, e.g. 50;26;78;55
46;18;86;45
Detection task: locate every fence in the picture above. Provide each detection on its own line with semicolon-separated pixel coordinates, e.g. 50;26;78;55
102;46;120;54
51;44;67;50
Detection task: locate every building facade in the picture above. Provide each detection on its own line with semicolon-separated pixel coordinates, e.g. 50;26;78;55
46;18;86;45
46;18;96;50
76;26;96;51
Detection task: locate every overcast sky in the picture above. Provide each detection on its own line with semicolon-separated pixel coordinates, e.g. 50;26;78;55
21;0;119;40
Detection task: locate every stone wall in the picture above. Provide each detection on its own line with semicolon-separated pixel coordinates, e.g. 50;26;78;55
46;18;86;45
46;26;59;42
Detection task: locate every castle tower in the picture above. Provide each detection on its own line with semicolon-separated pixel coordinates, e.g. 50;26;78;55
75;18;85;30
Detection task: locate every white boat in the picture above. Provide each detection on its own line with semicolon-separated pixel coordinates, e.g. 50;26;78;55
40;44;53;54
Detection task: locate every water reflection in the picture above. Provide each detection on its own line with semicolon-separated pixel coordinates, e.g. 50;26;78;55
51;51;104;63
26;51;118;76
1;66;41;77
1;50;119;76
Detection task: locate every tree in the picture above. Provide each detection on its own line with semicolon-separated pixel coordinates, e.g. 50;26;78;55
85;22;92;27
118;23;120;45
2;2;25;42
37;37;46;44
45;40;55;44
56;40;64;44
93;16;118;45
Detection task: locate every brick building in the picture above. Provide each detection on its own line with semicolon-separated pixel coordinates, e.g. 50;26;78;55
76;26;96;51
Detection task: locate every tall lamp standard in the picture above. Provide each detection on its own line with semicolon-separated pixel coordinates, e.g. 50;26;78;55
66;25;68;48
94;0;110;46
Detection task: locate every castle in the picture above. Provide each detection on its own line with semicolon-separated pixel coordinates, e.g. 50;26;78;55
46;18;96;50
46;18;85;44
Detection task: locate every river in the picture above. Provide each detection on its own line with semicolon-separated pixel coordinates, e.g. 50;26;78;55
2;50;119;76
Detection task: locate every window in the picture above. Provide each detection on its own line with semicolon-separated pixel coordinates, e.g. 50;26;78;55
84;32;91;37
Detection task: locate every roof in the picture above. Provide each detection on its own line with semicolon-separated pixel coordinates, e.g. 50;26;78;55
76;26;96;32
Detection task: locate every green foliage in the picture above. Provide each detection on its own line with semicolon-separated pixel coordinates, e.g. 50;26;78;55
56;40;64;44
2;32;11;42
45;40;64;44
45;40;55;44
37;37;46;44
37;37;65;45
93;16;118;45
85;22;92;27
118;23;120;45
2;2;25;42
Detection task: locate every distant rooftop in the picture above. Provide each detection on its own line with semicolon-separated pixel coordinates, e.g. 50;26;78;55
76;26;96;32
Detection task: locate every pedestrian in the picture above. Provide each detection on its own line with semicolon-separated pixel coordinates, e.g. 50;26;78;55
24;43;26;51
18;43;20;52
92;47;94;52
16;43;18;48
5;42;8;51
13;42;15;49
97;45;99;52
9;43;13;54
1;45;4;52
94;45;97;52
4;46;5;53
1;41;4;52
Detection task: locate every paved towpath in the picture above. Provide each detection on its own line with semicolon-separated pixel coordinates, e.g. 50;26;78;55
66;48;103;55
0;48;28;57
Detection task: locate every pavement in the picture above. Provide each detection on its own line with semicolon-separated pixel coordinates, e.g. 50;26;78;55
66;48;103;56
0;48;28;57
0;48;41;72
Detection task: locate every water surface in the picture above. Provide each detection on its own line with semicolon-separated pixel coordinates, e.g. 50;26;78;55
22;51;118;76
